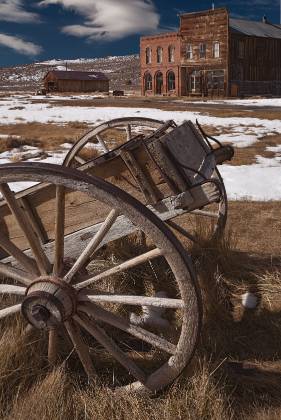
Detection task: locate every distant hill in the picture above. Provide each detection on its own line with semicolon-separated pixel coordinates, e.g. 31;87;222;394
0;55;140;92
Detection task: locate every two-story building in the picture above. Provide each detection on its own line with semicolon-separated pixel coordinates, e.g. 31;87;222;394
140;8;281;97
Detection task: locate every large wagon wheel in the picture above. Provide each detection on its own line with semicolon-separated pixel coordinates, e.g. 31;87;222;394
64;117;165;166
64;117;228;242
0;162;201;392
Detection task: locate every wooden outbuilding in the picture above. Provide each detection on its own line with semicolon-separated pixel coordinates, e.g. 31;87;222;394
43;70;109;93
140;8;281;97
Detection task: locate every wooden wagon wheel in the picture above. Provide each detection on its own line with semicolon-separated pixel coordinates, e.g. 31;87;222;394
0;162;201;392
64;117;228;242
63;117;166;167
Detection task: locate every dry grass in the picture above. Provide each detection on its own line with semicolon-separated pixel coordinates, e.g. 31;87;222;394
0;201;280;419
0;122;90;152
226;134;281;166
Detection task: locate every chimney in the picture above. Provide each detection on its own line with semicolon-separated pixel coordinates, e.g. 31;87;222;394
262;15;268;24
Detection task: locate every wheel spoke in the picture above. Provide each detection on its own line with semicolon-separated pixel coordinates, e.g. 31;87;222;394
190;209;218;218
125;124;132;141
79;302;176;354
75;248;164;290
53;186;65;277
0;262;35;285
166;220;198;243
75;314;146;384
96;134;109;153
0;231;38;275
48;329;59;365
0;284;26;296
0;303;21;320
0;183;51;275
80;294;184;309
74;156;86;165
64;209;119;283
65;319;96;378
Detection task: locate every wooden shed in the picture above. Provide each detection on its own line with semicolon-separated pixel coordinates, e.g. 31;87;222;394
43;70;109;93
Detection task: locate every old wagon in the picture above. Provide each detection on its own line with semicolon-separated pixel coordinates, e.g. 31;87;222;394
0;117;233;393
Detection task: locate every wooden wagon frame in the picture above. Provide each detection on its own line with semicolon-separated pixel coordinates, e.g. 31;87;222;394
0;117;234;393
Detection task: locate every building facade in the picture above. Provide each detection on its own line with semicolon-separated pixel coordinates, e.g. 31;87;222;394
43;70;109;93
140;8;281;97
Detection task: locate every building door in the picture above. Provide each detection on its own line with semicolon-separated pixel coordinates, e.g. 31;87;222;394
155;72;163;95
190;71;201;94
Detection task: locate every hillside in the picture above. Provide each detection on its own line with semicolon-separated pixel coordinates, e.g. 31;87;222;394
0;54;140;92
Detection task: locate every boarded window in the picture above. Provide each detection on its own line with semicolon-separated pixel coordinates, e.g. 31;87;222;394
207;70;225;90
199;43;206;59
157;47;163;64
168;45;175;63
146;47;152;64
213;42;220;58
167;71;176;90
144;72;152;91
186;44;193;59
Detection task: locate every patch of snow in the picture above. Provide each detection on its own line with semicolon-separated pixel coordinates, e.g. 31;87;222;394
255;155;281;166
215;133;258;148
220;163;281;201
267;145;281;153
186;98;281;107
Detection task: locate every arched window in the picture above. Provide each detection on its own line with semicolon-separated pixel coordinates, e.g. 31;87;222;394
155;72;163;94
144;72;152;91
145;47;152;64
167;71;176;91
157;47;163;64
168;45;175;63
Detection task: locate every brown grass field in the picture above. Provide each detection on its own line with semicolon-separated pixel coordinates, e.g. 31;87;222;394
0;99;280;419
0;201;280;420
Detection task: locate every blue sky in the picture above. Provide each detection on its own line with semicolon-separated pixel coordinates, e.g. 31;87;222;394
0;0;280;67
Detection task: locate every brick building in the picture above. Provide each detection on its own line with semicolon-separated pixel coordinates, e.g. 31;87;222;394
140;8;281;97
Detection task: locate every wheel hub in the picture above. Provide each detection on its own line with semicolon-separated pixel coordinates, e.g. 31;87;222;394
22;277;77;330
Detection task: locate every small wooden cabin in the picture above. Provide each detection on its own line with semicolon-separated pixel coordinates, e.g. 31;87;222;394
43;70;109;93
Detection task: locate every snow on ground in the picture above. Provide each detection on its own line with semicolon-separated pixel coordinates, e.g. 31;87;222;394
267;145;281;153
0;95;280;201
1;95;281;137
185;98;281;107
220;165;281;201
214;133;258;148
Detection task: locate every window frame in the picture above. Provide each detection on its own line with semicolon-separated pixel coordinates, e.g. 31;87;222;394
144;72;152;91
145;47;152;64
199;43;206;59
213;42;220;58
186;44;193;60
156;46;163;64
167;71;176;91
168;45;175;63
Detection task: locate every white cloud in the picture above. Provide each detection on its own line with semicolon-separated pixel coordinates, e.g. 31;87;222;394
0;0;40;23
39;0;160;41
0;34;43;56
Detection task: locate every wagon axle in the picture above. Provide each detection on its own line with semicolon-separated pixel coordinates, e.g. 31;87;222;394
22;278;77;330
